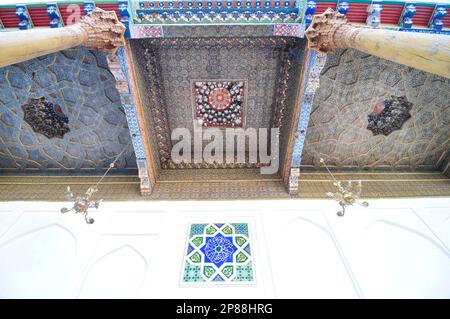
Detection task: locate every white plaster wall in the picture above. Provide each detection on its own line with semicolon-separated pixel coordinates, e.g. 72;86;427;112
0;197;449;299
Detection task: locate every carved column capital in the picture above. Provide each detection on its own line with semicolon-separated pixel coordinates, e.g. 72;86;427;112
304;8;450;78
305;8;357;53
76;8;126;55
0;8;126;68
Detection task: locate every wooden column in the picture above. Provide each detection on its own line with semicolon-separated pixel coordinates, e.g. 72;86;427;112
0;8;125;68
305;9;450;79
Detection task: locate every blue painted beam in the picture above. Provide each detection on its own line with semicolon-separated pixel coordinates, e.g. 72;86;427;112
288;50;327;194
107;47;154;195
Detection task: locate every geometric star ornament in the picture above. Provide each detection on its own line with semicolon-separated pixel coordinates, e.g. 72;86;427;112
367;95;413;136
22;96;70;139
192;81;245;128
181;223;254;285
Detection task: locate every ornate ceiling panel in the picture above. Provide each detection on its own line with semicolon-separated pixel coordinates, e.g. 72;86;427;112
0;47;136;172
131;35;303;170
302;48;450;170
134;0;301;25
160;41;277;136
193;80;246;128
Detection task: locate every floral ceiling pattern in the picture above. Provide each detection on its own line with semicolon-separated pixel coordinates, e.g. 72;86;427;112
193;80;245;128
367;95;413;136
22;96;70;139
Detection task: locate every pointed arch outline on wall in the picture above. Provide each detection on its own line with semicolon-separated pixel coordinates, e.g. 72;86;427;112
76;244;149;298
281;213;364;297
0;222;78;256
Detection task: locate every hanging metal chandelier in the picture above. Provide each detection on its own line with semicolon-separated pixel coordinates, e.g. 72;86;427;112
319;158;369;217
61;140;132;224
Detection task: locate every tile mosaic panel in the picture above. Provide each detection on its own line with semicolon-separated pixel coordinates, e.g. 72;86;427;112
181;222;255;285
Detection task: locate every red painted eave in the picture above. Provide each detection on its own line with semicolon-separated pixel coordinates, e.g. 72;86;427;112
414;5;434;27
0;8;19;28
316;2;337;14
28;6;50;27
347;3;370;23
380;4;403;25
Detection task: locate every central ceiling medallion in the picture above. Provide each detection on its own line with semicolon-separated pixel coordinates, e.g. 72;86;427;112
22;96;70;139
208;87;232;110
193;80;246;128
367;95;413;136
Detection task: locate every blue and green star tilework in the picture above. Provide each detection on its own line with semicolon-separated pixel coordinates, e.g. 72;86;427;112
182;223;255;284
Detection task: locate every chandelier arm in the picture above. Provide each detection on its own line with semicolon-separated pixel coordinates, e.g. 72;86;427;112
84;213;94;224
61;206;74;214
337;203;346;217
